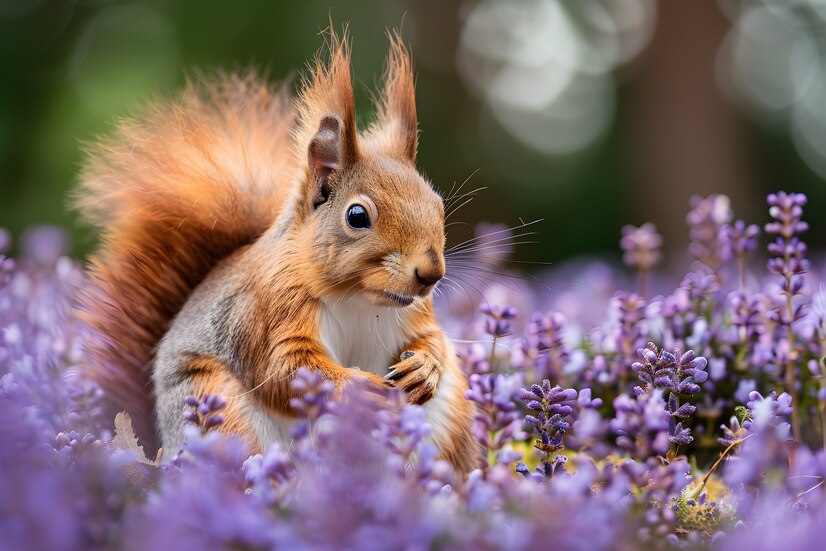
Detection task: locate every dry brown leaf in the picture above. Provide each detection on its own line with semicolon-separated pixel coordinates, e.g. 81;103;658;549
111;411;161;493
113;411;155;466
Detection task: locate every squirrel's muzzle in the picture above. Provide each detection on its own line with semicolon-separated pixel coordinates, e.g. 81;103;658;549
415;266;444;294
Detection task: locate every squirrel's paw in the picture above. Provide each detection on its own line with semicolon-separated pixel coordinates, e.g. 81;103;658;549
351;368;395;392
385;350;441;405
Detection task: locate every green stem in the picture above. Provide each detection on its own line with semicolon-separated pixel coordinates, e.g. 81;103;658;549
820;400;826;451
488;335;498;372
639;267;650;299
687;433;756;500
785;281;802;442
670;392;680;457
737;254;746;289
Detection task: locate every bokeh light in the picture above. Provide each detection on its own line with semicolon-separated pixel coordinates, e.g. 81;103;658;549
457;0;657;155
719;0;826;179
1;0;825;263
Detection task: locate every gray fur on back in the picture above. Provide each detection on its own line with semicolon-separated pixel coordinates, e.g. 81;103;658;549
152;255;290;457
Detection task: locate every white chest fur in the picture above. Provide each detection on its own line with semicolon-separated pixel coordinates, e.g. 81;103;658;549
318;298;410;376
318;298;459;452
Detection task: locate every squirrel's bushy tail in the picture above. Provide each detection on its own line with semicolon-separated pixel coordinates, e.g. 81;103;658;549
75;72;295;448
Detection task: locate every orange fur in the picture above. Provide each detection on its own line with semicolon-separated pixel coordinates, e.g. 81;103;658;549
293;30;359;168
77;29;480;474
76;72;294;446
185;354;259;454
367;32;419;163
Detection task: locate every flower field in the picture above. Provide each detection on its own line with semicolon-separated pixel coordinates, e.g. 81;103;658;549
2;192;825;550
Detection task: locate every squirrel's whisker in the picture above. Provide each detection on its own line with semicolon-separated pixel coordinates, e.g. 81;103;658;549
445;226;541;255
441;169;480;207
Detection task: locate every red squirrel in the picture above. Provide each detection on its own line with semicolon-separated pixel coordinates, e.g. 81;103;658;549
75;30;479;474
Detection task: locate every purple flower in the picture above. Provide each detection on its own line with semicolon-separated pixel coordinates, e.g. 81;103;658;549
611;391;671;458
722;219;760;258
577;388;603;409
458;342;490;375
766;192;808;237
718;416;746;447
631;342;709;396
373;400;439;481
687;194;733;271
728;291;765;346
481;303;517;338
243;441;294;506
518;310;570;383
288;366;335;424
1;183;825;551
745;390;793;431
631;343;707;450
53;429;103;462
183;393;227;434
681;270;719;303
611;291;648;369
20;226;71;267
0;228;10;255
465;373;525;461
620;223;663;272
518;380;578;478
764;192;809;339
668;420;693;446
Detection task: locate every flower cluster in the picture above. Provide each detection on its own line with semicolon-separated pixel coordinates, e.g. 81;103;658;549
620;222;663;273
184;394;227;432
722;220;760;287
465;372;526;467
765;192;809;440
3;190;826;549
687;194;733;272
517;380;577;479
620;222;662;295
632;342;709;396
516;310;570;383
481;303;517;338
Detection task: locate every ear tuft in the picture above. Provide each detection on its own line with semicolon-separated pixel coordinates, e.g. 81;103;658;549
369;31;418;164
295;25;360;211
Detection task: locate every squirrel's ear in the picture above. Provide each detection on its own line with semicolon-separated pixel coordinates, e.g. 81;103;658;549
308;114;351;208
373;33;418;163
298;27;360;210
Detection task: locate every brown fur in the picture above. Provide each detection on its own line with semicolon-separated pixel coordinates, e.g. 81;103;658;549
75;72;294;445
367;32;419;162
185;354;259;454
77;28;480;474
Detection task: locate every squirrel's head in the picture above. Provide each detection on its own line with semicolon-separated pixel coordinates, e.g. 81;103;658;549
293;31;445;308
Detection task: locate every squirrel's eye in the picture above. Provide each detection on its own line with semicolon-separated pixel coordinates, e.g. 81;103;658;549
346;204;371;230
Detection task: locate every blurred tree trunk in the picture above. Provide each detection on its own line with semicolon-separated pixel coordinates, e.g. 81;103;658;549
627;1;758;248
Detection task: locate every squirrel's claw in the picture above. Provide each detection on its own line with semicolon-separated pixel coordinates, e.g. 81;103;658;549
386;351;441;405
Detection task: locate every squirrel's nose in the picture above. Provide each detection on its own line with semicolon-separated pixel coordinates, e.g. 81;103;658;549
415;268;443;289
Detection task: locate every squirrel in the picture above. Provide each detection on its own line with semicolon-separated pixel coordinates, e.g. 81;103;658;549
75;30;479;475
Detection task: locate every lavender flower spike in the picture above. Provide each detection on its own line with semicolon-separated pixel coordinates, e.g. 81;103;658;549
631;342;709;397
183;394;227;433
687;194;733;272
519;380;577;479
620;223;662;295
765;191;808;441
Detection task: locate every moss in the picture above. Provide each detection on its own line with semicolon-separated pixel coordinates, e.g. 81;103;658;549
672;482;737;537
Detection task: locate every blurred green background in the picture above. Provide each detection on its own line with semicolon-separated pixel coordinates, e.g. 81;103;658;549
1;0;824;262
